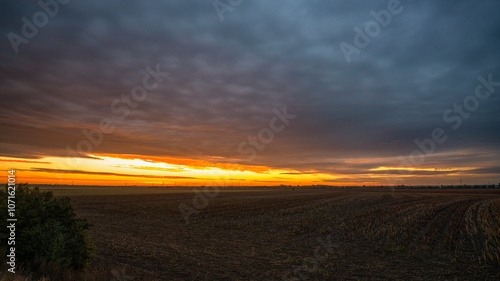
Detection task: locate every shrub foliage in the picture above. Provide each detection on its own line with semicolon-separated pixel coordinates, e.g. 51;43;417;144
1;183;93;272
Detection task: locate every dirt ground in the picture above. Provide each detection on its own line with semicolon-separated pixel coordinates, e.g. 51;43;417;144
65;187;500;280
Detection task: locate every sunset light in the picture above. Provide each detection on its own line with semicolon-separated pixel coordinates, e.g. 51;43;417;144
1;1;500;280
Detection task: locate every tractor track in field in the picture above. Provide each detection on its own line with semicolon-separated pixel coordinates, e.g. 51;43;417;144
429;198;478;258
407;198;464;251
487;198;500;228
61;188;500;281
470;200;487;252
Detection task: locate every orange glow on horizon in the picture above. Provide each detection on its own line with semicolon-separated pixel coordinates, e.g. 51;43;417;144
369;166;462;172
0;155;336;186
0;154;493;187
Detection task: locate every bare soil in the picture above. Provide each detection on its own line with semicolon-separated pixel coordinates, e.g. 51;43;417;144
66;188;500;280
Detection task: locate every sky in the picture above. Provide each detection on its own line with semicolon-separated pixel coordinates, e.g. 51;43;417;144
0;0;499;186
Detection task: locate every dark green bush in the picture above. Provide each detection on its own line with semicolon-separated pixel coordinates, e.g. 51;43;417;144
0;183;93;273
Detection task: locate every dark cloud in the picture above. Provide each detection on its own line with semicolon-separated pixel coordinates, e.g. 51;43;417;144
1;0;499;183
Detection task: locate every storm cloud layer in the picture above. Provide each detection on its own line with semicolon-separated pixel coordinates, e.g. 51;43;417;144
1;0;499;184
